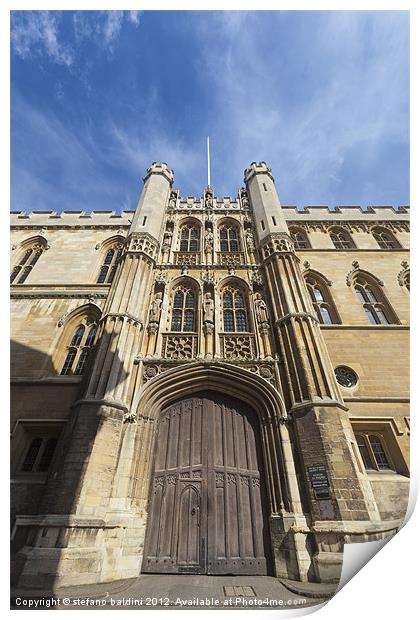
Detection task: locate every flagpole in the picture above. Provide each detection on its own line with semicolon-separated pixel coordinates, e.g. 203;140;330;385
207;136;211;187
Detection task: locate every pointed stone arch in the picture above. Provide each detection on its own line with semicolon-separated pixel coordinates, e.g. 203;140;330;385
130;361;289;521
346;261;384;288
53;302;102;374
302;269;340;325
10;235;49;284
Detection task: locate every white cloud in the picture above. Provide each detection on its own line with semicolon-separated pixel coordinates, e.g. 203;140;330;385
11;10;142;68
189;11;409;204
128;11;142;26
102;11;125;46
11;11;74;66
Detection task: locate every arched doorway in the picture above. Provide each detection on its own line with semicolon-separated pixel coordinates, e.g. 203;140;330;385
142;390;272;575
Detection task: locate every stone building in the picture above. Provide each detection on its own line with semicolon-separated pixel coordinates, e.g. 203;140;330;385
11;162;410;588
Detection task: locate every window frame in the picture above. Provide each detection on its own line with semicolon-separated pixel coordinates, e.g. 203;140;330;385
305;275;339;324
12;421;65;479
96;243;123;284
329;227;355;250
371;227;401;250
221;286;249;333
179;224;200;253
10;239;47;284
219;224;241;253
354;431;395;473
169;286;197;332
289;227;311;250
60;318;98;376
353;276;397;325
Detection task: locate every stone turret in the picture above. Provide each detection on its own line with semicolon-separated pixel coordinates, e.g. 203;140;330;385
129;162;174;240
244;161;289;241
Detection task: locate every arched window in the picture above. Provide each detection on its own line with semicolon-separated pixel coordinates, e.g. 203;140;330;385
355;433;393;471
179;224;200;252
353;275;396;325
60;317;98;375
372;227;400;249
222;287;248;332
10;239;46;284
97;243;123;284
305;275;339;324
289;227;311;249
220;225;240;252
329;227;355;250
170;287;196;332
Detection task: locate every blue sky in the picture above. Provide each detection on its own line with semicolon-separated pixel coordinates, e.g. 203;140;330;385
11;10;409;212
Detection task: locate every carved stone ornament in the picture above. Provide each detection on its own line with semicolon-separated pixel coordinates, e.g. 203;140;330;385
254;293;269;324
346;261;360;287
203;322;214;336
261;232;295;258
168;190;178;208
240;188;250;208
203;292;215;323
127;233;159;260
155;268;169;284
346;260;383;287
250;267;263;285
222;335;255;361
204;229;214;252
147;322;159;335
201;269;215;284
245;229;256;251
149;292;163;322
123;412;137;424
163;335;197;360
397;260;410;287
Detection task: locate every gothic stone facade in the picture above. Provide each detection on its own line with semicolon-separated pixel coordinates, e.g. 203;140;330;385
11;162;410;588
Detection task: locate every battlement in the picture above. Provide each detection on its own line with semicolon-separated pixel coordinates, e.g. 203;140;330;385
10;203;409;228
143;161;174;184
244;161;274;183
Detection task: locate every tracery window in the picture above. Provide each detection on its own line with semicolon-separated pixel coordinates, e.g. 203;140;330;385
289;227;311;249
220;225;240;252
353;276;394;325
170;287;196;332
372;227;400;250
97;243;123;284
355;433;393;472
329;227;355;250
179;224;200;252
222;287;248;332
305;275;338;324
60;317;98;375
10;240;46;284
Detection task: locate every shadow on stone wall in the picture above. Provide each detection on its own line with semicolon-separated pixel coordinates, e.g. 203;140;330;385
11;336;130;588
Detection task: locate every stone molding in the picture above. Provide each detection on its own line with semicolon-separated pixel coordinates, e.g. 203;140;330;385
71;397;129;413
140;358;278;388
125;232;159;260
99;312;143;329
276;312;319;326
285;220;409;234
260;232;296;257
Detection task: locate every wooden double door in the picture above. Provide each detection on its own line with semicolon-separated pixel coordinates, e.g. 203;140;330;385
142;391;271;575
